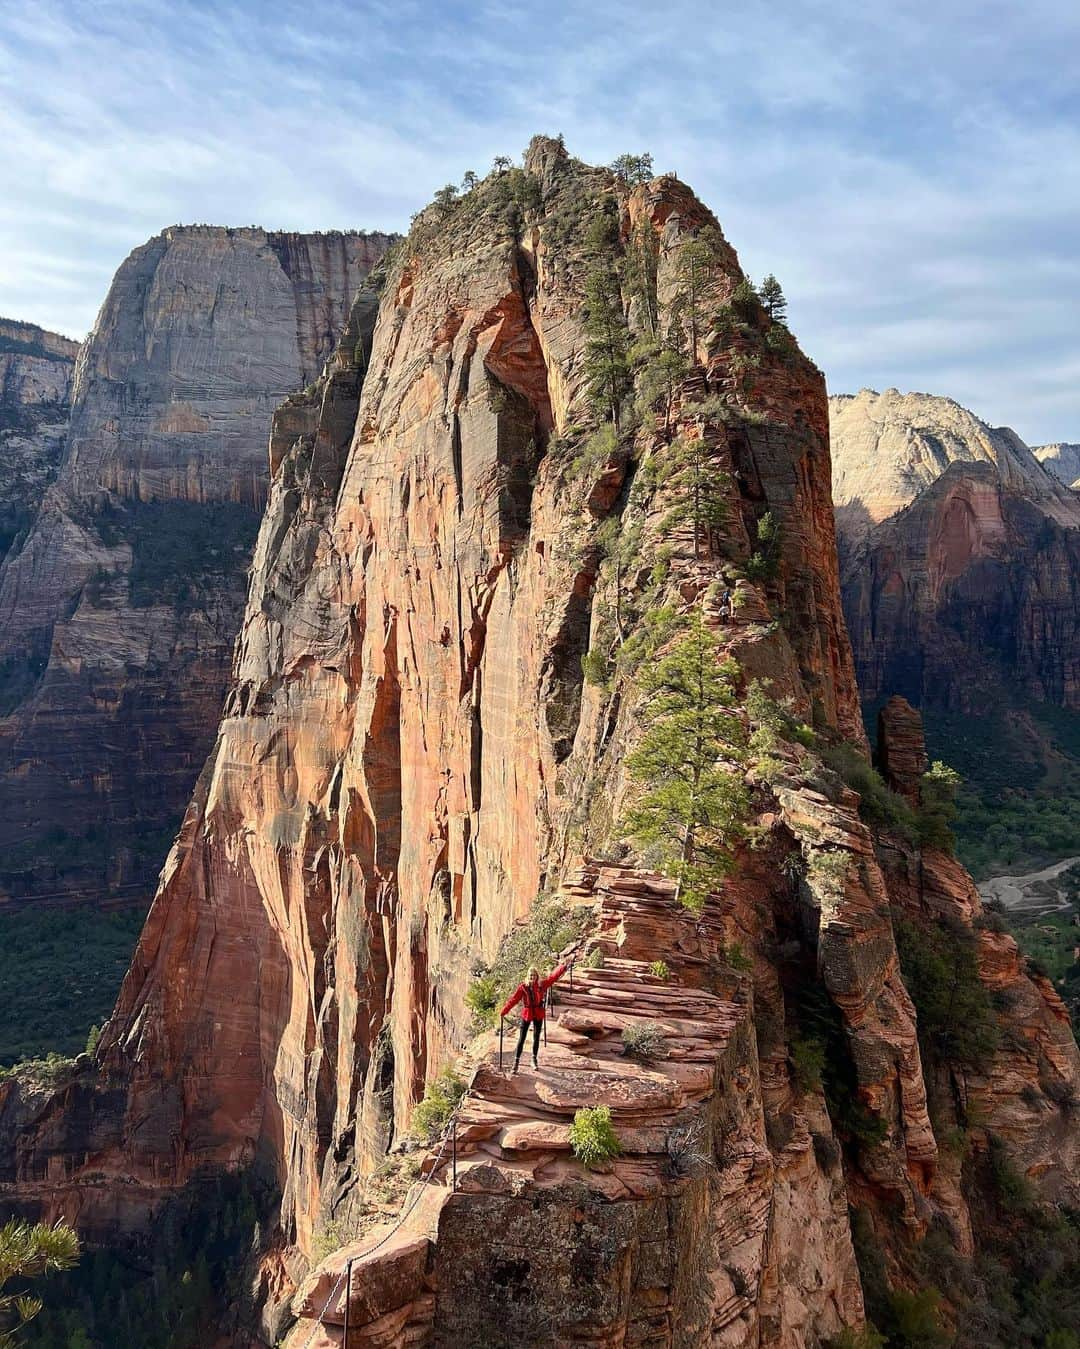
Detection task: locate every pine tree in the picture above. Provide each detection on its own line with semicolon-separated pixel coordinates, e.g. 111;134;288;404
610;153;654;184
660;435;731;558
622;614;748;912
622;217;660;335
461;170;479;192
433;183;458;213
635;346;687;440
582;266;631;431
0;1219;79;1347
758;274;787;324
671;231;723;363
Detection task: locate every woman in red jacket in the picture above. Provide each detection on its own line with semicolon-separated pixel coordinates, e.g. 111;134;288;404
500;962;568;1073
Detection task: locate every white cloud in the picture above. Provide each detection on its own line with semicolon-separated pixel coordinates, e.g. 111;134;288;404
0;0;1077;440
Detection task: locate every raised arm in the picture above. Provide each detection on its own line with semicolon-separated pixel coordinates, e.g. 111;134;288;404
540;962;568;993
500;984;525;1017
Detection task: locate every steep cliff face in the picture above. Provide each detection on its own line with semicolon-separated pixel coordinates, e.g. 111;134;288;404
0;228;393;907
831;390;1080;713
0;318;79;566
1036;441;1080;491
3;143;1077;1348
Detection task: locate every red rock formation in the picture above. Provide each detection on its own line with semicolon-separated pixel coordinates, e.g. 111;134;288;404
831;390;1080;714
1;141;1076;1347
0;229;392;908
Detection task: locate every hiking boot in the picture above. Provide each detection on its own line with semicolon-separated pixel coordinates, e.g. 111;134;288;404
532;1057;539;1071
512;1059;520;1076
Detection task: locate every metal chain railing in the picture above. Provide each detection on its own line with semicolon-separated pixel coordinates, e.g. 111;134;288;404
295;1103;463;1349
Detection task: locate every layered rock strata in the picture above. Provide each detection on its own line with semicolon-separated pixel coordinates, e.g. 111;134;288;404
831;389;1080;712
0;228;392;906
0;318;79;567
289;866;861;1348
1;141;1076;1347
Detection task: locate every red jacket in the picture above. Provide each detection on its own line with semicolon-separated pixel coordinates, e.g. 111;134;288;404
500;964;567;1021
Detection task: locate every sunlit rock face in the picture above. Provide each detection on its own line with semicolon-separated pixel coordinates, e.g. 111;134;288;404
1;144;1076;1348
0;227;393;909
831;389;1080;713
1035;441;1080;491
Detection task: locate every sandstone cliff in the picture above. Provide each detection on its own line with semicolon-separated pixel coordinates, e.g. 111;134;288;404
0;228;393;908
831;389;1080;713
0;318;79;567
1035;441;1080;490
4;143;1077;1348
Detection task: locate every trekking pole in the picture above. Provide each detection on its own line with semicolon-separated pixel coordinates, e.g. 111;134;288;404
342;1257;353;1348
543;989;548;1045
452;1117;458;1191
499;1016;504;1072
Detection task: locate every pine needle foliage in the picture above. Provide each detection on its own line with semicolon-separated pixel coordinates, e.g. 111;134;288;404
659;435;732;558
758;274;787;324
622;614;749;912
671;229;724;361
582;267;631;430
0;1219;79;1347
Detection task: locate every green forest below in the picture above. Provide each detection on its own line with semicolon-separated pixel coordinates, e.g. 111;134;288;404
0;904;147;1066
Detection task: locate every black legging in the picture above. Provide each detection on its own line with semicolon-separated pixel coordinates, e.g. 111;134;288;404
515;1019;542;1061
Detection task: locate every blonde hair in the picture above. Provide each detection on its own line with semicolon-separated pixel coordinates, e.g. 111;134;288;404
527;966;540;982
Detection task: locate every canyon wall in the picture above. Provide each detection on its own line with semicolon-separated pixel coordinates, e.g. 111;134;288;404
831;388;1080;713
1036;441;1080;490
2;143;1077;1347
0;228;393;908
0;318;79;567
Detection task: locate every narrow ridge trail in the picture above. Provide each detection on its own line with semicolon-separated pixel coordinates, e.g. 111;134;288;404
289;864;769;1347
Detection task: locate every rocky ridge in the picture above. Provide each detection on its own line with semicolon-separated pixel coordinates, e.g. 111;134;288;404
0;227;393;907
1;142;1076;1346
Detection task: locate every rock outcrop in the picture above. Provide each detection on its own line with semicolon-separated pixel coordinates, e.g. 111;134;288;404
2;143;1076;1347
831;389;1080;712
1035;441;1080;491
0;228;393;907
0;318;79;567
289;866;862;1349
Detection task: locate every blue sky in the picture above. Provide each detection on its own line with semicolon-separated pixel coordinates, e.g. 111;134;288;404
1;0;1078;443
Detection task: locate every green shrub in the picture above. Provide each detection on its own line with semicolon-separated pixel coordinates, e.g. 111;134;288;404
649;960;670;981
822;741;917;841
571;423;619;479
621;1021;665;1059
987;1134;1035;1213
894;916;1000;1072
464;974;500;1027
581;648;610;688
807;849;851;898
918;760;961;852
887;1286;950;1348
725;942;753;972
569;1106;621;1167
584;946;606;969
825;1328;886;1349
410;1068;466;1142
789;1034;826;1092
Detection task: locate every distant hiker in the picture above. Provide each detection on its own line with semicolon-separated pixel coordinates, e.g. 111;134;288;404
501;962;569;1073
718;586;733;622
